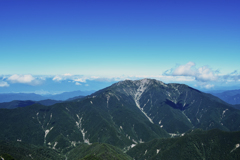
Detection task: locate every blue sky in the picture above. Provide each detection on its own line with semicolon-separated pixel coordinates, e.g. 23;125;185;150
0;0;240;93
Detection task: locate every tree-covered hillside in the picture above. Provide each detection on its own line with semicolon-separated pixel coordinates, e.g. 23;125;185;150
127;129;240;160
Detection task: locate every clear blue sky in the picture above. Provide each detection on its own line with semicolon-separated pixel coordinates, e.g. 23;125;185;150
0;0;240;93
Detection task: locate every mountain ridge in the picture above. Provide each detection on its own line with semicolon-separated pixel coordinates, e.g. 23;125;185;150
1;78;240;155
211;89;240;105
90;78;240;133
0;90;94;103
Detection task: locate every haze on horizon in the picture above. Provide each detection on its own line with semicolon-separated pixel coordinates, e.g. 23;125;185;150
0;0;240;94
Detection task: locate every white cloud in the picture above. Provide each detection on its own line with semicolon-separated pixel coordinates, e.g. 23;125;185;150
0;81;9;87
8;74;34;83
52;74;72;81
53;75;62;81
47;70;239;90
204;84;214;89
39;77;46;80
165;62;218;82
74;78;86;83
222;70;240;82
79;74;195;83
63;73;72;76
196;66;218;82
91;76;100;79
75;82;82;85
195;82;215;89
7;74;43;85
172;62;196;76
52;74;88;83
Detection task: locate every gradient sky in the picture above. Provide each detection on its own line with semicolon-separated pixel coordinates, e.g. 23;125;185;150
0;0;240;93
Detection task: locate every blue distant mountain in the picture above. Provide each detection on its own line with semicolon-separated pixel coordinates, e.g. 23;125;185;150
0;90;94;103
210;89;240;105
0;99;62;109
0;93;45;103
45;90;94;101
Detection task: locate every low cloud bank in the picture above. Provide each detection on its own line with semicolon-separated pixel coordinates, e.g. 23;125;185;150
1;64;240;90
163;62;240;89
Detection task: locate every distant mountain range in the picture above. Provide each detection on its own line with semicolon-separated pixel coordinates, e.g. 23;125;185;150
1;79;240;159
0;99;62;109
210;89;240;105
0;90;94;103
45;90;94;101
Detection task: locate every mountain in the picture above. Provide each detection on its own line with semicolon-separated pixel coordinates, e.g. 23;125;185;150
1;79;240;158
66;143;132;160
0;100;36;109
211;89;240;105
0;80;171;152
66;95;85;101
127;129;240;160
233;104;240;110
0;93;45;103
0;90;93;103
0;99;61;109
0;140;64;160
46;90;94;101
2;130;240;160
0;141;131;160
94;79;240;133
37;99;62;106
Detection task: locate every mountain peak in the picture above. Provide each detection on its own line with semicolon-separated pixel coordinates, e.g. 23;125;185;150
133;78;152;86
115;78;166;87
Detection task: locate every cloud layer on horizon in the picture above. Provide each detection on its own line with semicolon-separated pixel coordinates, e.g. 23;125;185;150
1;62;240;91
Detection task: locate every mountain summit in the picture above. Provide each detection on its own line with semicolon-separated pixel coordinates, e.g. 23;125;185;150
93;78;240;133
